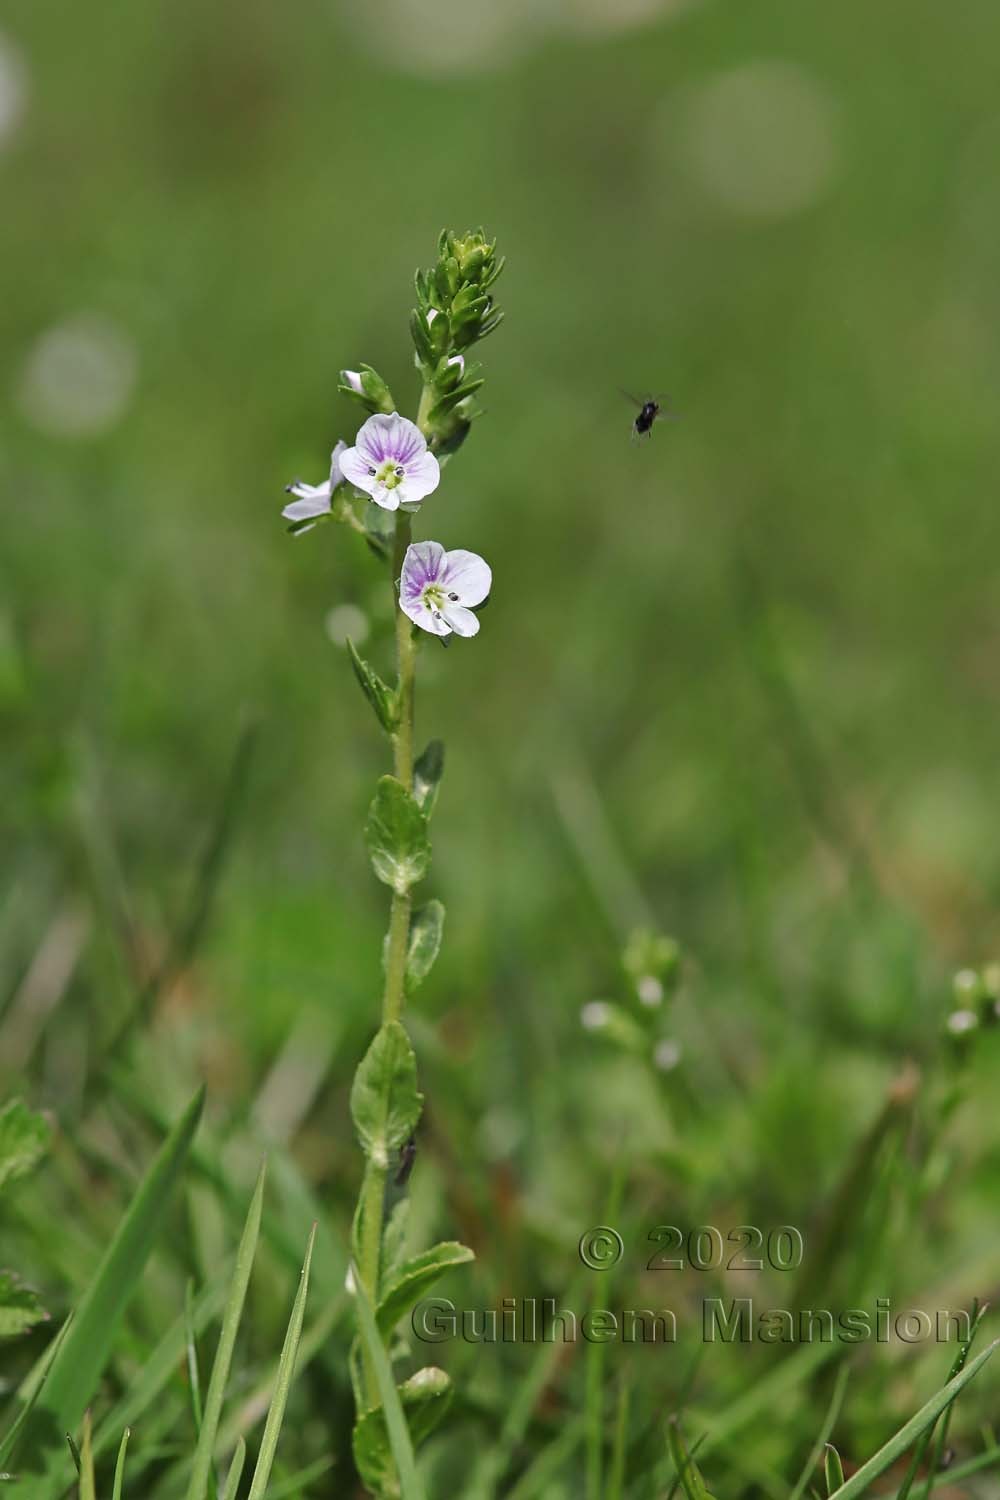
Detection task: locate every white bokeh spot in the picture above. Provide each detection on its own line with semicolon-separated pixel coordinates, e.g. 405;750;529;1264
17;314;138;438
679;61;842;218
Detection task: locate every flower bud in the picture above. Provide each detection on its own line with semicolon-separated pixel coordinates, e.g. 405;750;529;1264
338;363;395;415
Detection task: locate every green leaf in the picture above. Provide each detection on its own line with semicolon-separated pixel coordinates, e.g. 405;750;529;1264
15;1087;204;1490
826;1340;998;1500
92;1264;229;1461
376;1242;474;1339
184;1161;267;1500
365;777;430;895
406;902;445;989
351;1264;425;1500
350;1023;423;1167
220;1439;246;1500
412;741;444;817
825;1445;845;1496
353;1368;453;1497
0;1272;47;1339
668;1417;717;1500
78;1413;95;1500
0;1100;52;1191
246;1224;315;1500
110;1429;130;1500
347;640;399;735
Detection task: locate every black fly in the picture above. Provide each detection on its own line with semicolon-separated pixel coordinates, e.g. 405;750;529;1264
623;391;668;442
395;1134;417;1187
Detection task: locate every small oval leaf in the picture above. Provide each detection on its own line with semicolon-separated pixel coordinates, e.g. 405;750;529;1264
350;1023;423;1166
406;902;445;989
413;742;445;817
376;1241;475;1339
365;777;431;895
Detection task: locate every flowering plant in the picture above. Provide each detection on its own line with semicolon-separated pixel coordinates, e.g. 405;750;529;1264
282;229;503;1495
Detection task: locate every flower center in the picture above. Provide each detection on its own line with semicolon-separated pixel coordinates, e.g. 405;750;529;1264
372;460;406;490
422;585;461;615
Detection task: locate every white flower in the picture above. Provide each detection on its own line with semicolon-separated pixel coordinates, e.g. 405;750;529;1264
282;441;347;530
580;1002;609;1031
341;370;364;393
399;540;491;638
340;412;440;512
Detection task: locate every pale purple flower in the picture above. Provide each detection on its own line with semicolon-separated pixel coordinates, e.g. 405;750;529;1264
399;541;491;638
340;413;439;512
282;441;347;530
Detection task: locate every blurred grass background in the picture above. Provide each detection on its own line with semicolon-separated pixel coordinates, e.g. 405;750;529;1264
4;0;1000;1492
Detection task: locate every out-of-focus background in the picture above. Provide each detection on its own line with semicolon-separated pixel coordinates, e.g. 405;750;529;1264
4;0;1000;1491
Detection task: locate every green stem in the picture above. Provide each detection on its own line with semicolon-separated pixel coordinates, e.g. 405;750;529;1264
357;507;418;1407
385;509;416;1025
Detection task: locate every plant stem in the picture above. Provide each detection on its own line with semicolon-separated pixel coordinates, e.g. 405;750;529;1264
384;510;416;1025
357;508;418;1406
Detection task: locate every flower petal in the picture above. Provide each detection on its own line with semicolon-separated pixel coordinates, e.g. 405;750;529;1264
441;604;480;637
354;412;426;467
329;439;347;487
339;444;374;491
441;548;492;607
369;483;400;511
282;486;332;521
398;450;440;505
403;599;452;636
400;541;446;608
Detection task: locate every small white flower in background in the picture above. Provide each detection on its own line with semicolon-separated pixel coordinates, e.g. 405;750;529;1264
580;1001;610;1031
340;412;440;512
400;541;492;638
282;440;347;529
637;974;663;1008
654;1038;682;1072
947;1009;978;1036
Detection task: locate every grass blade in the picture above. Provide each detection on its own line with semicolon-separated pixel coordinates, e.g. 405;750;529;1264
896;1301;986;1500
668;1417;716;1500
111;1429;130;1500
78;1415;95;1500
608;1376;632;1500
220;1439;245;1500
0;1315;73;1471
17;1088;204;1487
246;1225;316;1500
825;1444;846;1494
92;1265;229;1461
185;1281;205;1434
184;1161;267;1500
828;1340;998;1500
789;1362;850;1500
350;1256;424;1500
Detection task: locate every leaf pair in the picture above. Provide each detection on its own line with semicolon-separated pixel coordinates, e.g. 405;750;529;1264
351;1239;475;1500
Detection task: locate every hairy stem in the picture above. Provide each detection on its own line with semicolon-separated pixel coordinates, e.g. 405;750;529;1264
357;508;418;1405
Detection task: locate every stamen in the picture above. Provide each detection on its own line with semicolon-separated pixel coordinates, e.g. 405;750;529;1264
448;592;459;602
367;466;376;476
395;465;405;478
